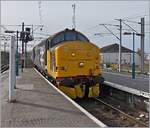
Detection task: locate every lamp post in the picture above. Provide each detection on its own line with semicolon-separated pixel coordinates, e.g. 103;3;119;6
124;32;135;79
124;32;142;79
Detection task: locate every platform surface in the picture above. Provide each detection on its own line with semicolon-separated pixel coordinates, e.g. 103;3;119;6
103;71;149;93
1;68;100;127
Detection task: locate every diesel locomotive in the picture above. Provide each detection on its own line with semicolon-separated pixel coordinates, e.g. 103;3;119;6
32;28;104;99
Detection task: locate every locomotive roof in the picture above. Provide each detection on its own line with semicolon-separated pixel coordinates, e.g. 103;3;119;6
34;28;90;49
49;28;89;47
47;28;89;39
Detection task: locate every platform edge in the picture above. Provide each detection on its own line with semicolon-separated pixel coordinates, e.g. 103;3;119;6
34;68;107;128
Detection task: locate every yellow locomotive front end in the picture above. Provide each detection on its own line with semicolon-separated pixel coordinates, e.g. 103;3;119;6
55;41;101;77
45;29;104;99
29;29;104;99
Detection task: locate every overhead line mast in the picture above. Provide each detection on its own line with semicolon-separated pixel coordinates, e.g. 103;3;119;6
99;21;122;72
122;18;145;73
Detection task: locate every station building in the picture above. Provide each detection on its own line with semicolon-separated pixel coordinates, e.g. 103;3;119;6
100;43;140;65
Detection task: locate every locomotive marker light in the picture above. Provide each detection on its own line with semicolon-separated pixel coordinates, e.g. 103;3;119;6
71;52;75;57
79;62;84;67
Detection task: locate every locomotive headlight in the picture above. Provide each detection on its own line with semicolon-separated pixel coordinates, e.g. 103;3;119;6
72;52;75;57
79;62;84;67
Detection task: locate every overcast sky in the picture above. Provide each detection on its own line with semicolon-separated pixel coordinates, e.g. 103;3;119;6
1;1;150;53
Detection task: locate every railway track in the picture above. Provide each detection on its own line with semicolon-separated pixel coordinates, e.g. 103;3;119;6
93;97;148;127
37;67;149;127
77;97;148;127
1;64;9;73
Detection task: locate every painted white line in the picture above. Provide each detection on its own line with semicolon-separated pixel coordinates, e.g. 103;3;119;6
34;68;106;128
103;71;149;79
103;71;131;77
104;81;150;99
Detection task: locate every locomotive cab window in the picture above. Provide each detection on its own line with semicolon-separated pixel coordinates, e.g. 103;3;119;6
65;31;76;41
52;33;65;46
50;30;89;47
77;33;89;42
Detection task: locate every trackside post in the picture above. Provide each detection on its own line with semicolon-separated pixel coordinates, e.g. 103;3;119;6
9;36;16;102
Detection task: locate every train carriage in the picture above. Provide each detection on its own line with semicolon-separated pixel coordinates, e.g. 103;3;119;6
32;28;104;99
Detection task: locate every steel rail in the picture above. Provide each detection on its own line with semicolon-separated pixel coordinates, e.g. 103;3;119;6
93;97;147;127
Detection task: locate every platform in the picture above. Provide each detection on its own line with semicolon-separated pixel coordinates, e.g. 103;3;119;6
1;68;105;127
103;71;149;98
